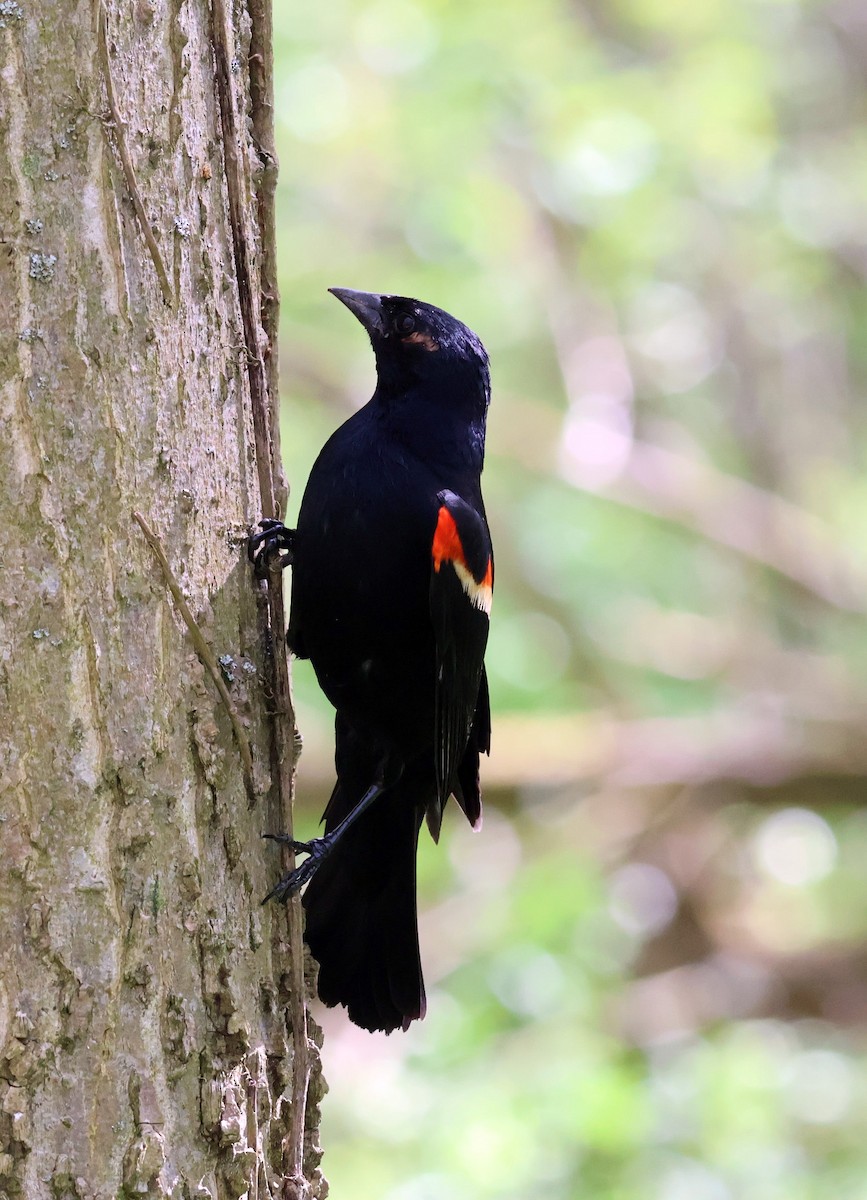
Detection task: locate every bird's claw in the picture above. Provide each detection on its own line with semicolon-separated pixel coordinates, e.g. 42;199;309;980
261;832;311;848
261;832;328;903
248;518;295;577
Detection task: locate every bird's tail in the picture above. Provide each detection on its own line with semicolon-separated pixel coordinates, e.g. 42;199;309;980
302;768;427;1034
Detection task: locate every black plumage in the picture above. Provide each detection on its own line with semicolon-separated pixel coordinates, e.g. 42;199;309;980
251;288;493;1032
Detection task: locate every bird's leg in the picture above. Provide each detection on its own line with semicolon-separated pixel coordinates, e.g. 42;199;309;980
247;518;295;577
262;773;395;903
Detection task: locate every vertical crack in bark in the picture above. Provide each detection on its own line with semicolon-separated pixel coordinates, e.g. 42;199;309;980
2;38;43;476
97;0;175;308
209;0;272;516
80;607;111;780
209;3;310;1196
247;0;286;515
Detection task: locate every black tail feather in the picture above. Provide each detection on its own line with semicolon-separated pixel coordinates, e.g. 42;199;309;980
452;665;490;831
302;776;426;1034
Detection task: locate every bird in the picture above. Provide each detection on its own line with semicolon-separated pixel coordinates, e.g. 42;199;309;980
249;288;493;1033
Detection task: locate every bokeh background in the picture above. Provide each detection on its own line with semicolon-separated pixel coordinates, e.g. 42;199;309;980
272;0;867;1196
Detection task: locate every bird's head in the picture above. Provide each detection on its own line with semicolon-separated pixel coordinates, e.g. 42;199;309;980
329;288;490;421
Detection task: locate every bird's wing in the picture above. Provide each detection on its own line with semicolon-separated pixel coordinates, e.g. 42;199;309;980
429;489;493;831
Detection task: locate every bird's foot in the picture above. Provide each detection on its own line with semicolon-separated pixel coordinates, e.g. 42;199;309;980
248;519;295;578
261;832;329;903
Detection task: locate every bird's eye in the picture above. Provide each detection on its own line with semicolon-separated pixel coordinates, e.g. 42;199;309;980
396;313;416;336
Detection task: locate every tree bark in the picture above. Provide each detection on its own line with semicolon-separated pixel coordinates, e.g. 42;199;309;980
0;2;324;1197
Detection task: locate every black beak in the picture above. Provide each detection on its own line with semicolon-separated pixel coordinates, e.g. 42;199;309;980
329;288;386;336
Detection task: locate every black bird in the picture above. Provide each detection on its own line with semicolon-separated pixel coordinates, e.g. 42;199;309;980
250;288;493;1033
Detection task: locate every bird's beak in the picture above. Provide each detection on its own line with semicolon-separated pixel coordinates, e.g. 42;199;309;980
329;288;386;336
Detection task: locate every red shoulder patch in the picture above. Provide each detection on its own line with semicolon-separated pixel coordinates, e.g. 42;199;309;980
432;506;466;573
432;504;493;615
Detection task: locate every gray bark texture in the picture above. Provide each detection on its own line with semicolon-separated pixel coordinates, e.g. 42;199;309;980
0;2;325;1197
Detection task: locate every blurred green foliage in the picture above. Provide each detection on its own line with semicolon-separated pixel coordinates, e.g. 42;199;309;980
272;0;867;1194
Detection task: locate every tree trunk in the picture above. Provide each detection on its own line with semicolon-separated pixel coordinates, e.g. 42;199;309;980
0;2;324;1197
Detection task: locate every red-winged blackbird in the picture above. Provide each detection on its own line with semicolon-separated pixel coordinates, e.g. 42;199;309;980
250;288;493;1033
